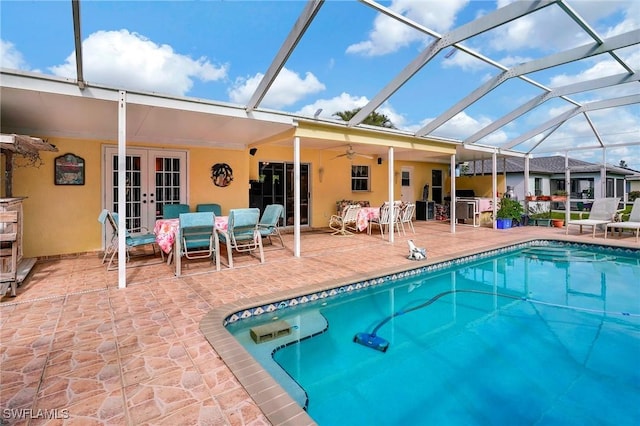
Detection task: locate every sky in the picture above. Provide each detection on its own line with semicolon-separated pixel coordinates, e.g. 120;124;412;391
1;0;639;169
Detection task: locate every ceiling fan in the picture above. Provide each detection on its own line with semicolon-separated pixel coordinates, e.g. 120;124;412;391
332;145;374;160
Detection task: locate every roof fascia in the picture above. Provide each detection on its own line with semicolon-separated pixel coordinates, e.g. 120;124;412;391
295;121;457;155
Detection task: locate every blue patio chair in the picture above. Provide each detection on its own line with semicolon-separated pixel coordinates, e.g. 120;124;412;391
217;208;264;268
196;203;222;216
98;209;162;270
175;212;220;276
163;203;190;219
258;204;285;248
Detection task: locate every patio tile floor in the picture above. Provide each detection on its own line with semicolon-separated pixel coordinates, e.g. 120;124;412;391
1;222;638;425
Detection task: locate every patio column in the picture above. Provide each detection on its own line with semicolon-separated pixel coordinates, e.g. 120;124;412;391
293;136;301;258
118;90;127;288
492;151;497;229
524;154;530;197
450;154;456;234
565;154;570;225
388;146;394;243
601;148;607;198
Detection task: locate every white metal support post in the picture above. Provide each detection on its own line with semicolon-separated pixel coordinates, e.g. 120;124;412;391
293;136;301;258
118;91;127;288
450;154;456;234
388;147;395;242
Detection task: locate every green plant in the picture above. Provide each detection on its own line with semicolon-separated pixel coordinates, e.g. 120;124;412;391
528;202;551;219
496;196;524;220
552;190;567;196
629;191;640;202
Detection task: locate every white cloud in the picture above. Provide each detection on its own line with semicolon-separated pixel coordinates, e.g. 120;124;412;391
48;30;227;96
0;39;30;70
489;1;636;53
346;0;469;56
228;67;325;109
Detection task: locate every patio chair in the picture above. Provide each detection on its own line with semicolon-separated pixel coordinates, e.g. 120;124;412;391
258;204;285;248
98;209;162;270
0;211;19;297
329;204;360;236
605;199;640;242
398;202;416;235
196;203;222;216
163;203;190;219
565;197;620;238
369;203;400;238
175;212;220;276
217;208;264;268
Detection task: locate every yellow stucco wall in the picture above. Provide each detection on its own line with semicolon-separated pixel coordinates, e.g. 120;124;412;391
11;137;457;258
455;175;506;197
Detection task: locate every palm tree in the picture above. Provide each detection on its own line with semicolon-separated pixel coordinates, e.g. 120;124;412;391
333;108;395;129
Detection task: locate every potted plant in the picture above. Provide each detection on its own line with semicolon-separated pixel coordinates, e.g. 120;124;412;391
551;190;568;202
528;203;551;226
496;196;524;229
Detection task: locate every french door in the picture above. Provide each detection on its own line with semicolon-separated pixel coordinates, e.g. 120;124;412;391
104;147;187;234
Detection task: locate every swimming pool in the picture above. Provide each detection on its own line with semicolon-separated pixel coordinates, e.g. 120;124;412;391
218;241;640;425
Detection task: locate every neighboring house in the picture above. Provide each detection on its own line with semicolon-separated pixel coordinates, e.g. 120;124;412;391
624;172;640;198
461;156;635;206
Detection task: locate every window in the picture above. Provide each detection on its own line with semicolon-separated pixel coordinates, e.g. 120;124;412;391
534;178;542;196
351;165;370;191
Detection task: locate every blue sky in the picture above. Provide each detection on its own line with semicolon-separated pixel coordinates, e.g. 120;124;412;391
1;0;639;169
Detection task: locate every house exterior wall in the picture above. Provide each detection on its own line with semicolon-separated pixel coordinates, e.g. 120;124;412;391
454;174;506;198
9;136;450;258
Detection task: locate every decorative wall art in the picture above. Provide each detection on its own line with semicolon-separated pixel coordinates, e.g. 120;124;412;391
54;153;85;185
211;163;233;187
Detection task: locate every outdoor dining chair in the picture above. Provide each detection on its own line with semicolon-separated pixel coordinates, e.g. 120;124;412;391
258;204;285;248
98;209;163;270
196;203;222;216
398;202;416;235
217;208;264;268
175;212;220;276
369;203;400;238
163;203;190;219
329;204;360;236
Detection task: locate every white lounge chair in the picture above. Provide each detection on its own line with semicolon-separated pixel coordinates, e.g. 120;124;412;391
565;197;620;238
605;199;640;242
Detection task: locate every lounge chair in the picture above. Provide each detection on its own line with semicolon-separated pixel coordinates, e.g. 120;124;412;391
196;203;222;216
217;208;264;268
605;199;640;242
98;209;162;270
565;197;620;238
329;204;360;236
258;204;285;248
163;203;190;219
175;212;221;276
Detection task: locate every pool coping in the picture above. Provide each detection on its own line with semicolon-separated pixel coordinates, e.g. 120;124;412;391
199;237;639;425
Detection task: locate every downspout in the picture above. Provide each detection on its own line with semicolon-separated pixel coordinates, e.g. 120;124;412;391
118;91;127;288
601;148;607;198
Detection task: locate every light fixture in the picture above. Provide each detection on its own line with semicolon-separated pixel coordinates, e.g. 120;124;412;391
249;148;258;156
318;167;324;183
377;157;382;165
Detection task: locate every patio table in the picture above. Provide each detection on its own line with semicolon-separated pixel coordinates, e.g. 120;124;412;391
356;207;380;232
154;216;228;254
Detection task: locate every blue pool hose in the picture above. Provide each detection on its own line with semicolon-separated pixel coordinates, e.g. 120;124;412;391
356;289;638;352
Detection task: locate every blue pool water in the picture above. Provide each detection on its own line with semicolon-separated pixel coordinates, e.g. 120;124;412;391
227;243;640;425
